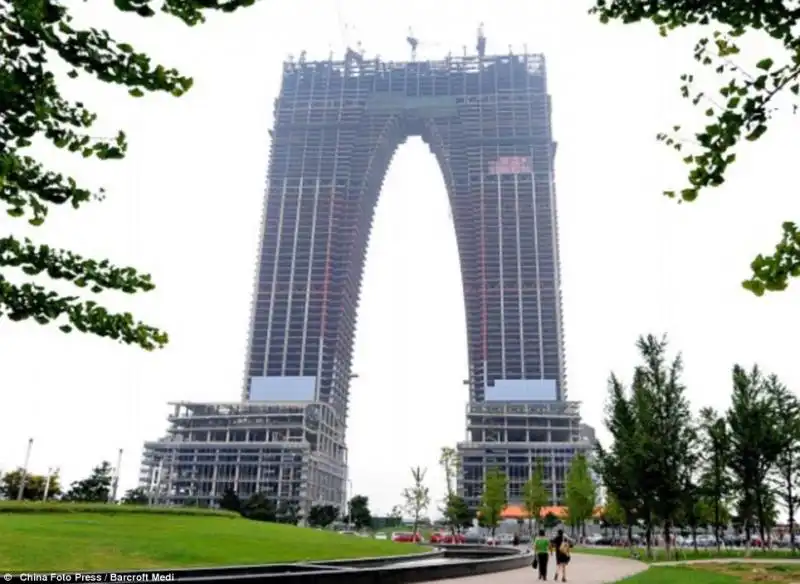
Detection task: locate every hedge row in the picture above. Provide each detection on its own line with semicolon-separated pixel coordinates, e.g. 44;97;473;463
0;501;240;517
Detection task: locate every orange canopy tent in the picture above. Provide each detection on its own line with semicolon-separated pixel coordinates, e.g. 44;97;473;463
499;505;604;520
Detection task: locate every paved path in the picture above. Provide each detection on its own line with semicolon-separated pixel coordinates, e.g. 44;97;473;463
431;553;648;584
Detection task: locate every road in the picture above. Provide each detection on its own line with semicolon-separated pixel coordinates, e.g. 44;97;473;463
431;553;648;584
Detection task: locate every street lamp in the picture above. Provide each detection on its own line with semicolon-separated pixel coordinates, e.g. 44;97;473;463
346;478;353;529
17;438;33;501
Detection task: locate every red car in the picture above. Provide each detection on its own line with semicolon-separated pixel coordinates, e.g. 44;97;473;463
391;531;423;543
429;532;466;544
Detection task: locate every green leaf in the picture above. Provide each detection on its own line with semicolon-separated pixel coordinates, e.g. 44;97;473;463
755;58;774;71
128;88;145;97
742;279;766;297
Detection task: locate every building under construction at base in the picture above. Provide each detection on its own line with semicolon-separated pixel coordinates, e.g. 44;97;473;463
140;401;346;512
457;401;595;509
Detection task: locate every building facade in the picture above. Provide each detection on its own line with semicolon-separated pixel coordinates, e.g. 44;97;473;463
141;47;590;513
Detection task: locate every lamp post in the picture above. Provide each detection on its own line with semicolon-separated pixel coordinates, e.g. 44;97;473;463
109;448;123;503
16;438;33;501
42;467;59;502
346;478;353;529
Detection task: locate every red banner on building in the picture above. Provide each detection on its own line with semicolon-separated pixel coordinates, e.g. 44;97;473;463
488;156;532;175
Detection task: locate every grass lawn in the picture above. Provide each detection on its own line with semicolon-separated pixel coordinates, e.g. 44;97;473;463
576;546;800;564
616;563;800;583
0;506;431;572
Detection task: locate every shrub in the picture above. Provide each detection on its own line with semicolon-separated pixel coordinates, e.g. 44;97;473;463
0;501;239;518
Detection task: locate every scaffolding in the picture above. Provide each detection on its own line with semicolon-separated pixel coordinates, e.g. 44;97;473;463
139;401;346;514
457;401;595;508
144;48;574;516
246;51;566;425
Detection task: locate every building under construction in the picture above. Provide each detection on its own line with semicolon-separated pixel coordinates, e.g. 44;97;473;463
140;401;345;510
458;401;595;509
141;29;591;513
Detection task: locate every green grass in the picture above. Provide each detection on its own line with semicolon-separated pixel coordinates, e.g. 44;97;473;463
615;567;739;583
0;504;431;572
615;563;800;583
576;546;800;564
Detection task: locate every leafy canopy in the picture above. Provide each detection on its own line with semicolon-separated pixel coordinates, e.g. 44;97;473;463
1;0;254;348
591;0;800;295
522;460;549;529
565;453;598;528
479;468;508;531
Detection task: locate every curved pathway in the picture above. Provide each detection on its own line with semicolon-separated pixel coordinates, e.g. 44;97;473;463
432;553;648;583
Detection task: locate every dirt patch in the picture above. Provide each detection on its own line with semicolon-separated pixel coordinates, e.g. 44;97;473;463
694;563;800;582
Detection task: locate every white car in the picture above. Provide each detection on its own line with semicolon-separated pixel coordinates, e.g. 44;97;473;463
375;532;387;540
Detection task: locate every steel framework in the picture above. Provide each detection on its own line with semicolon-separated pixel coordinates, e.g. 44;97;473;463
142;49;579;514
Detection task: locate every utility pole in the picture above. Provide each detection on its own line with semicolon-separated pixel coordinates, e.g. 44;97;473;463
43;467;59;502
16;438;33;501
109;448;123;503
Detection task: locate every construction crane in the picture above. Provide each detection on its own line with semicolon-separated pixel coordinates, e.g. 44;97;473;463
476;22;486;58
406;27;442;61
406;27;419;61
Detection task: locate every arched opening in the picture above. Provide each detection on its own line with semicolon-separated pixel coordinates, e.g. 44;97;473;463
348;136;468;514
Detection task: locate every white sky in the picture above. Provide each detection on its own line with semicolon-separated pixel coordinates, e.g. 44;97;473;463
1;0;798;516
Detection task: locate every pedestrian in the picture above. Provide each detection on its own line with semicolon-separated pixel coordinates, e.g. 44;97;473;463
532;528;550;580
551;528;571;582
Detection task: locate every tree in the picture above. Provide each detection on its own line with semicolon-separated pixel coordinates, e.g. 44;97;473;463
402;466;430;537
307;504;338;529
631;335;696;560
590;0;800;295
240;492;275;522
770;379;800;552
121;487;148;505
595;373;644;550
727;365;784;552
347;495;372;530
439;446;459;498
63;461;112;502
522;460;549;536
443;493;474;533
0;468;60;501
478;468;508;537
439;446;461;534
389;504;404;527
601;492;625;537
565;453;598;538
542;511;560;529
1;0;257;346
275;501;301;525
218;486;241;513
699;406;732;551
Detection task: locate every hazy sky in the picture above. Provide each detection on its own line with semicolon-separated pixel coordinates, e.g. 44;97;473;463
1;0;798;515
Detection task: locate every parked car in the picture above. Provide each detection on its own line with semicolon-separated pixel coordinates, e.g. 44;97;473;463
391;531;423;543
462;532;486;544
495;533;515;546
429;531;466;544
374;532;388;540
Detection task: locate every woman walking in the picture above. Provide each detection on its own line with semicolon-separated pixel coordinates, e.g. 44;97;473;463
532;529;550;580
550;529;571;582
